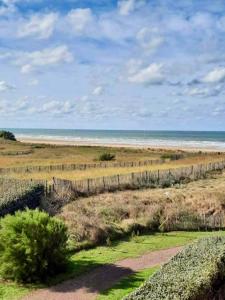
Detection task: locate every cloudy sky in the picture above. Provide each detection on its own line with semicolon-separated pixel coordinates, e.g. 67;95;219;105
0;0;225;130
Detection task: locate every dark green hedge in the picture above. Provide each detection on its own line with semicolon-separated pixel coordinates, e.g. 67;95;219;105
0;184;44;217
124;237;225;300
0;130;16;141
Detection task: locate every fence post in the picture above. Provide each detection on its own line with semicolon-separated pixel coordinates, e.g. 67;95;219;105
102;176;106;190
117;174;120;188
131;172;134;186
87;179;90;193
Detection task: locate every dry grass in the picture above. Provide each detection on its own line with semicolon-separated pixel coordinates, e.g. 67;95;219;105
59;171;225;247
0;140;166;168
5;152;224;181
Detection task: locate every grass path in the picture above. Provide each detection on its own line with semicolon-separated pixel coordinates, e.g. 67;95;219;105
23;247;181;300
1;231;225;300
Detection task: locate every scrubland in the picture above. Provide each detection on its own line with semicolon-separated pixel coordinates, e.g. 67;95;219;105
4;151;224;181
60;170;225;248
0;140;162;168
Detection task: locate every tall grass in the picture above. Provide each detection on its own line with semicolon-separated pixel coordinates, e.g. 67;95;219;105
60;171;225;248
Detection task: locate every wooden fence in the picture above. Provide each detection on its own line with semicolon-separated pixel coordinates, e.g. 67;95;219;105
0;158;165;175
50;160;225;202
165;213;225;231
0;178;47;196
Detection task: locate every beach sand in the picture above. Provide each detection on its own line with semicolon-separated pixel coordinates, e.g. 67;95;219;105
18;137;225;153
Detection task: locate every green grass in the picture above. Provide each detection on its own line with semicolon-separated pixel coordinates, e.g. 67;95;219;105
1;231;225;300
0;282;33;300
97;267;159;300
56;231;225;283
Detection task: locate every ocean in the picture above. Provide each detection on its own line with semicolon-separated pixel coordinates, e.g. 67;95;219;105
5;128;225;150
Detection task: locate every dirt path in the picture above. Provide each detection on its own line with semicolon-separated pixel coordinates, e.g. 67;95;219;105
23;246;182;300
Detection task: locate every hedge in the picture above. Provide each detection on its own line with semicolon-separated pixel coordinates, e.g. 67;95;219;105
124;237;225;300
0;130;16;141
0;184;44;217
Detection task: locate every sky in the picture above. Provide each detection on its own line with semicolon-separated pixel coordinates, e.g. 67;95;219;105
0;0;225;130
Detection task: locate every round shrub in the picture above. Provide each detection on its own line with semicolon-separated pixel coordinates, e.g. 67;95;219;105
0;209;68;283
0;130;16;141
98;153;115;161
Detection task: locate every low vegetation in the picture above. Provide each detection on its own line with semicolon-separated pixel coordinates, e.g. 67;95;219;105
125;237;225;300
0;140;163;168
98;152;116;161
0;179;44;217
97;267;159;300
160;153;184;160
5;153;224;181
0;209;68;283
0;131;16;141
0;231;224;300
60;171;225;248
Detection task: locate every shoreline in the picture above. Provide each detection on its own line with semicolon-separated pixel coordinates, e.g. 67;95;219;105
18;137;225;153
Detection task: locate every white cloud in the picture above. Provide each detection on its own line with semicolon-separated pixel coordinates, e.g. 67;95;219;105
28;79;39;86
67;8;94;34
0;80;15;91
136;27;164;53
14;45;73;73
18;13;58;39
65;7;138;43
118;0;146;16
202;67;225;83
92;86;104;96
128;63;165;85
126;59;143;75
41;100;74;115
0;97;28;114
178;85;222;98
0;3;15;16
212;105;225;116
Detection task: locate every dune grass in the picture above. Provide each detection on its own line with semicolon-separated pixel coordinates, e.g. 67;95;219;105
0;140;161;168
60;170;225;248
97;267;159;300
5;153;224;181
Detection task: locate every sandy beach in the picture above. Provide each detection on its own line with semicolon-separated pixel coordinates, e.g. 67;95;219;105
18;137;225;152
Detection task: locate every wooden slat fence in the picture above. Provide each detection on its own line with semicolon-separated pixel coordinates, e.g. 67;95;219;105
0;178;47;196
51;160;225;202
165;213;225;231
0;158;165;175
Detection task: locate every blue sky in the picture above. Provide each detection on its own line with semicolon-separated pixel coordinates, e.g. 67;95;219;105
0;0;225;130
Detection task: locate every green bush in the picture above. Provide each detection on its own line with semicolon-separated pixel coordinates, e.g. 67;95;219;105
0;209;68;283
124;237;225;300
161;153;184;160
98;153;115;161
0;130;16;141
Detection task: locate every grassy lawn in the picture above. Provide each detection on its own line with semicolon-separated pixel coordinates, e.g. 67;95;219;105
55;231;225;283
97;266;159;300
1;231;225;300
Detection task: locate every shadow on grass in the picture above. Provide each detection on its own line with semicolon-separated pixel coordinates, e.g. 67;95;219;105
47;260;134;295
99;271;148;298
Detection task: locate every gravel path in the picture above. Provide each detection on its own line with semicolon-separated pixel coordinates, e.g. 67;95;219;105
23;246;182;300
